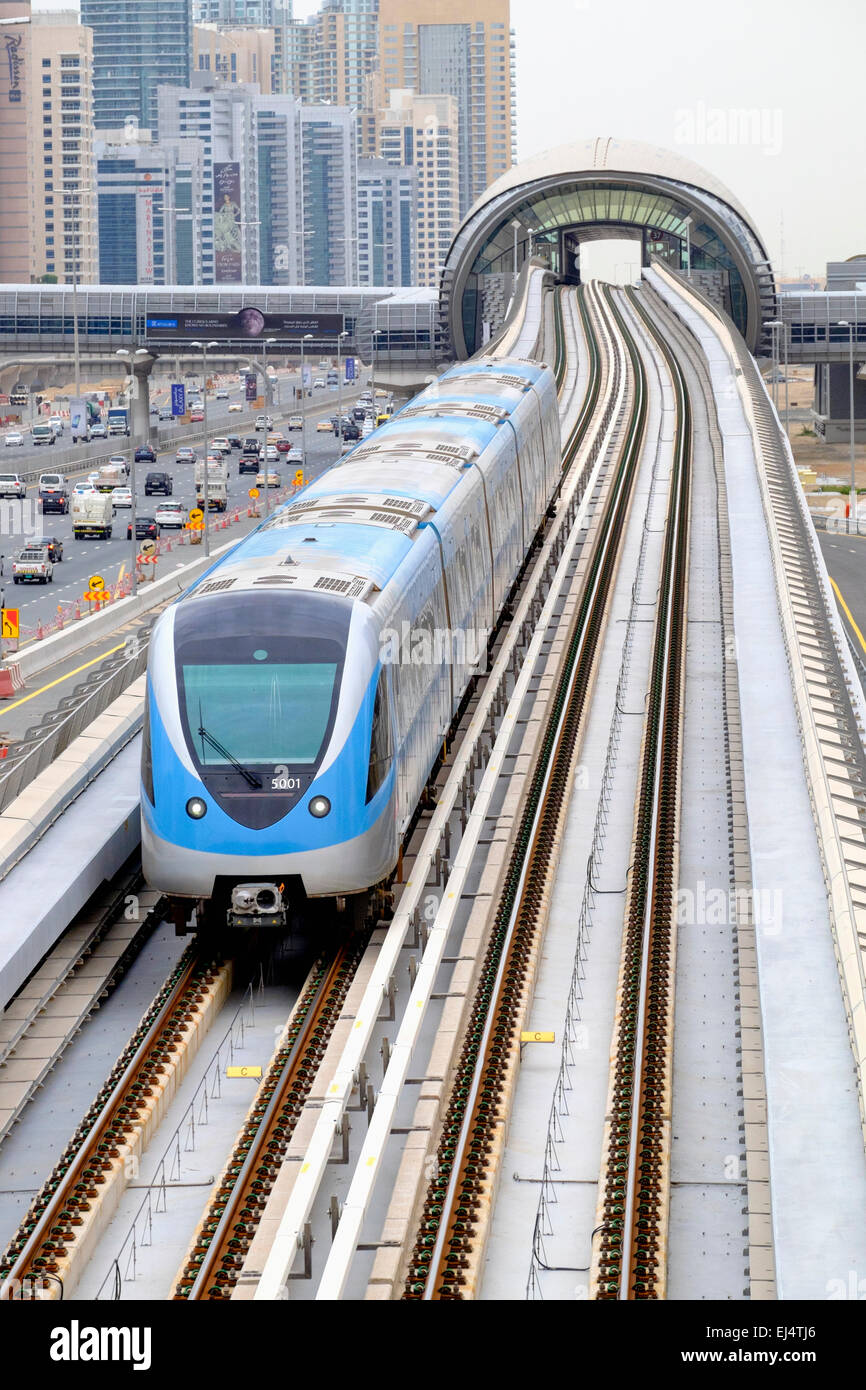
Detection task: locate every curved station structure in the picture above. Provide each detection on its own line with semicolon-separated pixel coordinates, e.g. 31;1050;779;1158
441;135;775;358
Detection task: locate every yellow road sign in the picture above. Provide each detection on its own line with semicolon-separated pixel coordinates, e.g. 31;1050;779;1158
139;539;157;557
294;469;304;486
1;609;19;640
249;487;260;499
89;574;104;592
84;589;103;602
186;520;205;531
226;1066;262;1079
520;1031;555;1043
189;507;204;523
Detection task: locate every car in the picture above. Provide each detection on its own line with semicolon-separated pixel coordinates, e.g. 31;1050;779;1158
176;447;197;464
242;437;259;453
227;436;243;450
127;516;159;540
287;415;303;431
341;440;356;456
154;502;187;529
239;455;259;475
135;444;156;464
145;471;173;496
274;438;291;453
109;454;130;474
314;378;326;389
338;422;361;441
352;407;367;422
284;446;303;465
228;401;243;413
48;416;64;435
87;471;101;485
209;438;231;455
190;409;204;422
73;482;97;496
216;389;229;400
255;415;272;432
42;535;64;562
111;486;133;508
90;422;107;439
38;473;69;514
360;418;374;438
265;444;279;463
0;473;26;498
159;406;173;421
316;418;333;432
12;544;53;584
150;404;160;416
4;431;24;447
256;470;280;489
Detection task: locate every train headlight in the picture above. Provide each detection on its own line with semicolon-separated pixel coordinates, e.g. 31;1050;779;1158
186;796;208;820
309;795;331;819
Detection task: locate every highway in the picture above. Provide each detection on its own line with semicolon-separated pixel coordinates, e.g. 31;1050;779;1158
1;375;376;638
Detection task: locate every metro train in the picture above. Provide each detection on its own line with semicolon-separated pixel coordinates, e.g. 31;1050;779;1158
141;357;561;931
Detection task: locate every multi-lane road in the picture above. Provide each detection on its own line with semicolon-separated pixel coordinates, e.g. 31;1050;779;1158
1;373;376;636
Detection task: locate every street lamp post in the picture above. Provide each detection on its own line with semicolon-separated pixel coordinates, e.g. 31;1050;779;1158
766;319;781;414
336;329;349;458
838;321;856;532
115;347;150;593
370;327;383;413
682;215;693;279
299;332;314;471
262;337;276;520
190;340;219;555
511;218;521;299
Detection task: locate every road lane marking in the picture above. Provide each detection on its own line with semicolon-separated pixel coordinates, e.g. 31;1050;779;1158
830;576;866;659
1;639;131;711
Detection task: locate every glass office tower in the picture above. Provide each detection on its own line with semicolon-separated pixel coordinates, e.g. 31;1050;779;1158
81;0;192;133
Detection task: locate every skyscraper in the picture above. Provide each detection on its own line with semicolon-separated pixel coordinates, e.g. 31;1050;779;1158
0;1;32;282
357;157;415;286
30;12;98;285
376;0;515;216
195;0;275;20
81;0;192;134
379;90;457;286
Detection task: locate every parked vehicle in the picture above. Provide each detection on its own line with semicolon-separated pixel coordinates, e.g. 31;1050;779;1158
12;544;53;584
145;471;173;496
72;491;113;539
0;473;26;498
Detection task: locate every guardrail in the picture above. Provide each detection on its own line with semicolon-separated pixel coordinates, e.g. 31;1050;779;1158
0;631;148;813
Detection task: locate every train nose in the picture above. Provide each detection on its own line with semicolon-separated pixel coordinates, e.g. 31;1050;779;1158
228;882;287;928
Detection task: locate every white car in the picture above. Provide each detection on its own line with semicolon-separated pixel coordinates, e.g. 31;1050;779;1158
284;446;303;465
49;416;64;435
228;401;243;413
287;415;303;431
216;390;229;400
109;454;130;474
73;482;97;496
255;415;273;432
87;471;100;485
111;486;133;508
0;472;26;498
314;379;326;389
154;501;187;529
209;438;231;455
4;432;24;447
90;423;107;439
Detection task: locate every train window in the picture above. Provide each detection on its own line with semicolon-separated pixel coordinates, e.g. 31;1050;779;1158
141;683;154;805
366;669;393;803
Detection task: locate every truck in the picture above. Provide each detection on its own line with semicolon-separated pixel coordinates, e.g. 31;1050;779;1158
69;397;99;443
12;545;53;584
95;463;127;492
107;407;130;437
31;422;56;446
195;456;228;512
72;491;113;539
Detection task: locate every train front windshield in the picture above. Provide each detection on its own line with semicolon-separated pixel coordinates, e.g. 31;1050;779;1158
172;589;350;783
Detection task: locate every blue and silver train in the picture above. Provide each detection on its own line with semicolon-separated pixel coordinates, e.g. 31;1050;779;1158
141;358;561;930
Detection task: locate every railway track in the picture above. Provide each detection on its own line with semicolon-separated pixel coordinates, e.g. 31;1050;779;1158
399;284;650;1299
590;285;692;1300
0;945;230;1298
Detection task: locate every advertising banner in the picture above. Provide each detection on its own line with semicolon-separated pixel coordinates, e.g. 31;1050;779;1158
245;372;258;402
171;383;186;416
213;162;242;285
344;356;356;382
144;310;345;342
137;191;155;285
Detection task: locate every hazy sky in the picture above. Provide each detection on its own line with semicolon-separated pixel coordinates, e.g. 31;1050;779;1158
32;0;865;276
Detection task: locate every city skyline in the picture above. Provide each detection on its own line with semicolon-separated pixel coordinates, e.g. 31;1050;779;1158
28;0;866;277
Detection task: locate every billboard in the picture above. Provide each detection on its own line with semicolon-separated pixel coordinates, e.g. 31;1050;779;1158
245;372;258;402
213;162;242;285
144;310;345;342
0;6;30;282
